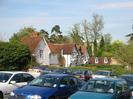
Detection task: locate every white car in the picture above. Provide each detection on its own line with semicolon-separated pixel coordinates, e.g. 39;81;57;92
0;71;34;99
92;70;115;79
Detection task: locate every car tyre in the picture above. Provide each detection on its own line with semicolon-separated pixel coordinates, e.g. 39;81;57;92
0;92;3;99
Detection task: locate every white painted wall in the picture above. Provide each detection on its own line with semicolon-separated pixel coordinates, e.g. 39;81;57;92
63;55;71;67
49;54;59;65
34;39;50;65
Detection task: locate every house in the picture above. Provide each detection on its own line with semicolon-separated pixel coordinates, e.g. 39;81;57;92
20;32;87;67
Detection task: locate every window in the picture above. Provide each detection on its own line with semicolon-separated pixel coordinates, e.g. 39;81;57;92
95;57;99;64
11;74;23;83
104;57;108;64
22;73;34;82
60;77;69;86
39;50;43;59
11;73;34;83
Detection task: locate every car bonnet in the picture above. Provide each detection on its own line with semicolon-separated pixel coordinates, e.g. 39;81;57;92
14;85;57;98
70;91;114;99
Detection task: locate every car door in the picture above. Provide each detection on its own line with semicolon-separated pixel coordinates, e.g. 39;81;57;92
69;77;78;94
116;81;131;99
58;77;71;98
7;73;34;94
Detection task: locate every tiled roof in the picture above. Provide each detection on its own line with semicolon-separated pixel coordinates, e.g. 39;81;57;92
48;43;76;54
20;32;42;53
77;45;87;55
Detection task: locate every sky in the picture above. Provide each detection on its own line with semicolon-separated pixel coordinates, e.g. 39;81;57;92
0;0;133;42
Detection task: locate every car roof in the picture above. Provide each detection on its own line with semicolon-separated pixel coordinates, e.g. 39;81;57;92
0;71;30;74
120;74;133;77
41;73;70;78
96;70;111;72
92;77;124;82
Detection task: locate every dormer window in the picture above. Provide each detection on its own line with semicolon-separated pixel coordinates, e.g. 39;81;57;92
95;57;99;64
104;57;108;64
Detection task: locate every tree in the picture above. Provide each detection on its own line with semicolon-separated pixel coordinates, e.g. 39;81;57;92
70;24;84;45
115;42;133;70
81;14;104;56
58;54;66;66
126;24;133;41
98;36;105;56
51;25;62;35
82;20;92;56
10;27;36;43
40;29;49;42
91;14;104;56
0;42;31;70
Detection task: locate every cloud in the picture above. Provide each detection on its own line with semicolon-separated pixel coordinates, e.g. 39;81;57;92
97;2;133;9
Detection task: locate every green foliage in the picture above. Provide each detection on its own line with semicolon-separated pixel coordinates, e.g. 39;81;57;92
0;42;31;70
58;54;65;66
69;24;84;45
115;42;133;69
40;29;49;42
51;25;62;34
94;39;98;56
10;27;36;43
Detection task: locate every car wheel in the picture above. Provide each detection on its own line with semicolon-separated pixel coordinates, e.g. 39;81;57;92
0;92;3;99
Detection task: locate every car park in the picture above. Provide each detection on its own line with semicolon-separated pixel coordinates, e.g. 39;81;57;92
9;74;84;99
92;70;115;78
0;71;34;99
69;78;131;99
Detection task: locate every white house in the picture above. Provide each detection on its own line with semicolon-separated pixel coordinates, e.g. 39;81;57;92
21;32;88;67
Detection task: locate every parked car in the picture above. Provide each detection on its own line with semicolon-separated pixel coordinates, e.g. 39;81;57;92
28;65;48;77
52;68;72;74
72;70;92;81
92;70;115;78
119;74;133;89
9;74;84;99
70;78;132;99
0;71;34;99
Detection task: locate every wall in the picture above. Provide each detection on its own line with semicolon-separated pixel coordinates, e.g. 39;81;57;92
35;39;50;65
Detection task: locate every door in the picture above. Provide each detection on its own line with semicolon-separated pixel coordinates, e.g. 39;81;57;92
7;73;34;94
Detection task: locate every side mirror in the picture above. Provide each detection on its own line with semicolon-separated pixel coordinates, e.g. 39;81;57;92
10;81;16;84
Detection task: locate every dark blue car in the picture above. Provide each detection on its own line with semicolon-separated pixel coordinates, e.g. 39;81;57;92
9;74;84;99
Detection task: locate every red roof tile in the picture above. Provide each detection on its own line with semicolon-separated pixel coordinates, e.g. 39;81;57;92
48;43;76;54
20;32;42;53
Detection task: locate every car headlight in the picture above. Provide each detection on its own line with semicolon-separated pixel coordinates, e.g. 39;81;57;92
132;91;133;96
10;92;15;96
27;95;42;99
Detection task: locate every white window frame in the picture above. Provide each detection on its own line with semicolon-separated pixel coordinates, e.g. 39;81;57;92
39;50;44;59
104;57;108;64
95;57;99;64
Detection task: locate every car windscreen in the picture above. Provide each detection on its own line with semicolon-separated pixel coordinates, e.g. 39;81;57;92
95;71;109;76
0;73;12;83
29;76;59;88
80;80;115;94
